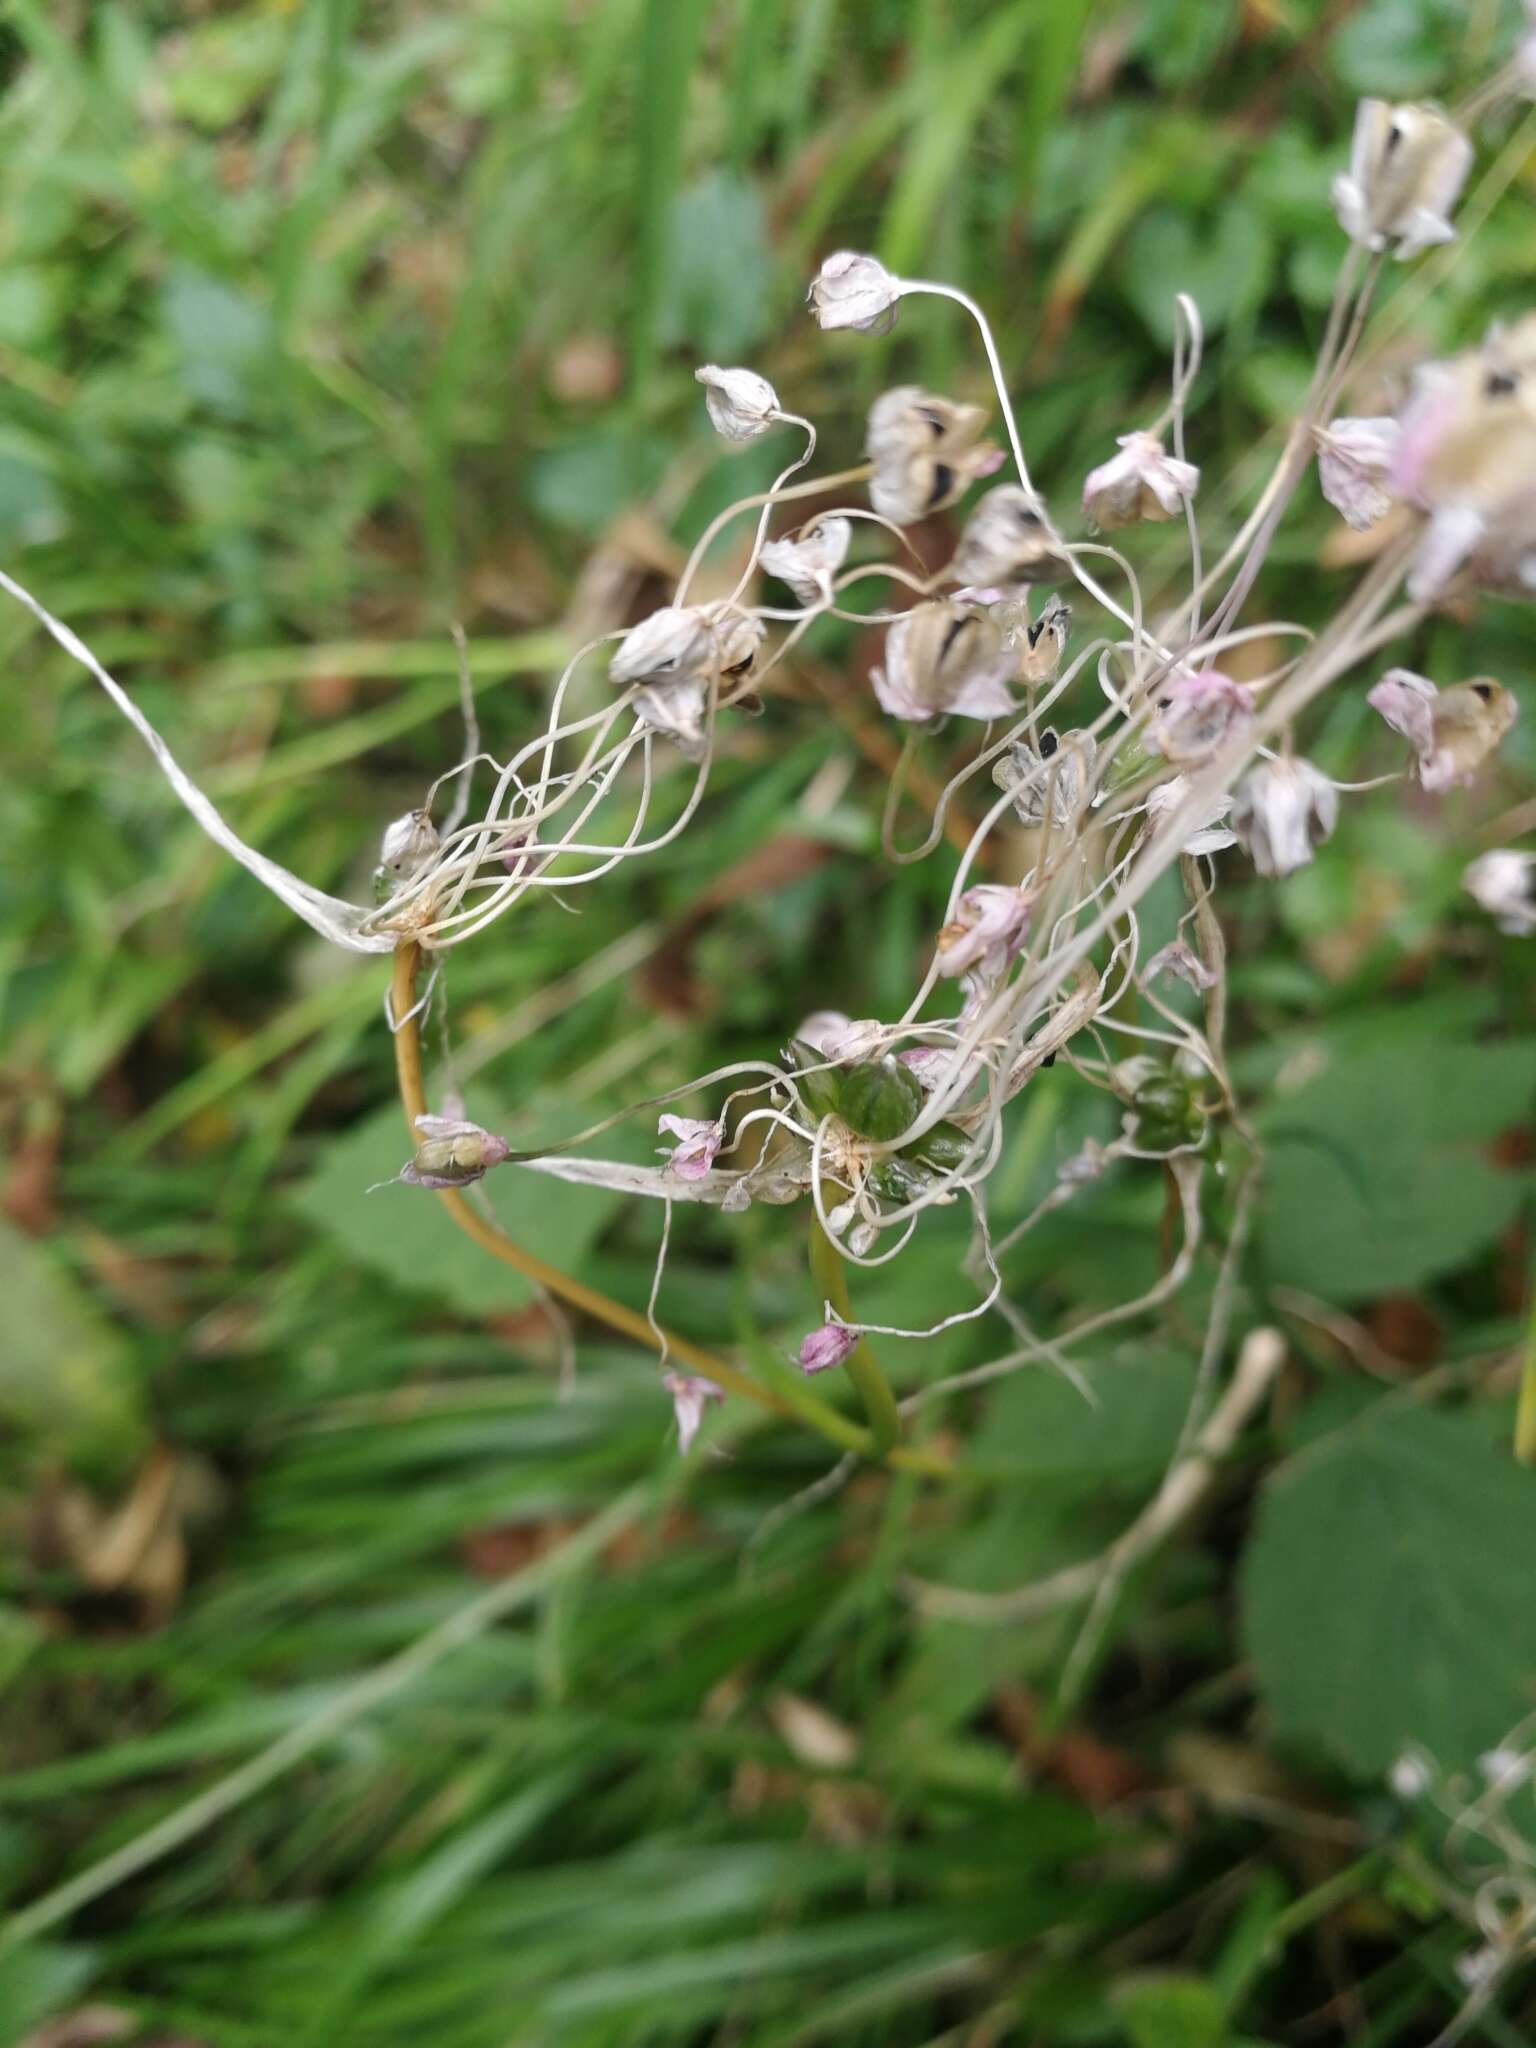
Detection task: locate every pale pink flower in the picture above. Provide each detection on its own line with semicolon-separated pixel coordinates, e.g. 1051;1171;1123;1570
798;1323;858;1374
760;516;850;605
663;1371;723;1454
1141;938;1217;993
871;600;1017;723
935;884;1031;979
1081;432;1199;530
657;1114;725;1180
1144;776;1237;856
1464;849;1536;935
1315;416;1400;530
1231;758;1339;877
1146;669;1253;764
1331;99;1471;258
1368;669;1518;791
794;1012;886;1062
807;251;902;335
397;1114;510;1191
866;387;1001;524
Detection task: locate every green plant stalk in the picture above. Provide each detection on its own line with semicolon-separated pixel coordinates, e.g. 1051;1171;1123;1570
808;1215;901;1457
1515;1277;1536;1467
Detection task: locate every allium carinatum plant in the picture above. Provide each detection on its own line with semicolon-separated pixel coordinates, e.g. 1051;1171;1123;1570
10;36;1534;1526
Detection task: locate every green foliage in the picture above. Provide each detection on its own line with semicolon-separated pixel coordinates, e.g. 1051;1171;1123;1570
1243;1404;1536;1774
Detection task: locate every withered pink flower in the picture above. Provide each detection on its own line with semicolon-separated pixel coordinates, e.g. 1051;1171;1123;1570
663;1370;723;1454
807;251;902;335
695;363;780;443
1144;776;1237;855
866;387;1001;524
935;884;1031;979
1331;99;1471;259
1081;432;1199;530
949;485;1064;586
798;1322;858;1374
872;600;1017;723
760;516;851;606
1464;849;1536;936
1146;669;1253;764
397;1114;510;1190
1141;938;1217;993
658;1114;725;1179
1231;758;1339;877
1368;668;1519;791
794;1012;887;1062
1315;416;1400;530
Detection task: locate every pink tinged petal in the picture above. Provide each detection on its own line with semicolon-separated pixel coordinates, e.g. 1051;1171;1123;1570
935;884;1031;979
1407;503;1485;600
1389;368;1459;503
1142;939;1217;992
1231;759;1339;878
1367;669;1437;754
871;660;931;722
944;665;1019;720
1316;416;1400;530
663;1370;723;1454
797;1323;858;1374
657;1114;724;1180
1146;669;1253;764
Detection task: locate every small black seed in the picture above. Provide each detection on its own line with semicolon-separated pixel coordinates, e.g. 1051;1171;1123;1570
1039;729;1059;758
926;462;955;509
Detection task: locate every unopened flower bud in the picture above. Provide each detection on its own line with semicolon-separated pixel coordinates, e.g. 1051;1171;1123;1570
807;250;902;335
1315;416;1400;530
866;386;1002;525
1081;432;1199;530
935;884;1031;979
993;727;1096;827
872;599;1016;723
1367;668;1518;791
657;1114;725;1179
949;485;1064;586
798;1321;858;1374
1332;99;1471;259
760;516;850;606
398;1113;510;1190
377;809;439;884
663;1370;722;1454
695;363;780;444
1231;758;1339;877
1146;669;1253;764
1463;849;1536;935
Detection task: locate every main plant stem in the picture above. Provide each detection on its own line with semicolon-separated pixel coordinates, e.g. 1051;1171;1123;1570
389;944;947;1476
808;1216;901;1457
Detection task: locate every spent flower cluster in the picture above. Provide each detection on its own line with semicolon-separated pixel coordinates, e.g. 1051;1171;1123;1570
9;37;1531;1475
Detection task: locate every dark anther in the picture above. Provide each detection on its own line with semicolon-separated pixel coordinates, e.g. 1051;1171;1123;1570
926;463;955;509
1472;681;1494;701
939;614;969;663
1486;371;1517;398
1039;729;1059;758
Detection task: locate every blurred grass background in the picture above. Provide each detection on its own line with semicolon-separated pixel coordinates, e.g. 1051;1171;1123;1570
1;1;1535;2042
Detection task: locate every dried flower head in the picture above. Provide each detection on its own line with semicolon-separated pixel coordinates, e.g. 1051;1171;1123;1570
658;1114;725;1179
866;386;1001;525
1332;98;1472;258
695;363;780;443
797;1322;858;1374
948;484;1064;585
1315;415;1401;530
1231;757;1340;877
993;728;1097;826
1464;849;1536;934
1141;937;1217;993
935;883;1032;979
1391;318;1536;598
1081;432;1199;530
760;515;851;606
871;599;1017;723
662;1370;723;1453
1147;669;1254;764
807;250;902;334
1367;669;1518;791
377;809;439;889
1144;775;1238;856
610;603;763;691
397;1113;510;1191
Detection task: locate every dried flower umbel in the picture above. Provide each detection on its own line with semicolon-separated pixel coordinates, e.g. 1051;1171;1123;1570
6;28;1529;1488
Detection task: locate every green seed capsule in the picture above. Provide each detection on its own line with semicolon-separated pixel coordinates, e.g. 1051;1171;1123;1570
866;1156;932;1204
913;1120;970;1171
838;1057;924;1143
788;1040;845;1121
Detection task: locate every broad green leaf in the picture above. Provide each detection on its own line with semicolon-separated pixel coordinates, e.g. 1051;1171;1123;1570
1257;1036;1536;1301
1114;1973;1227;2048
288;1092;630;1314
0;1218;147;1479
1242;1404;1536;1774
969;1349;1198;1489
